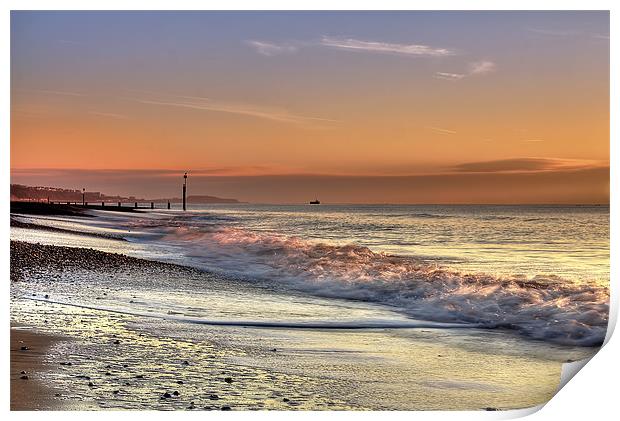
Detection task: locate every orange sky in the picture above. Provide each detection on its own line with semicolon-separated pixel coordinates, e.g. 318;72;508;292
10;11;609;203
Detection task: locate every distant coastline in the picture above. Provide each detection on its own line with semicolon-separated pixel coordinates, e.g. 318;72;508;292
10;184;243;204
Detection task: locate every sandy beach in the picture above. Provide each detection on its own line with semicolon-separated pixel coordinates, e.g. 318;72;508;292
10;235;592;411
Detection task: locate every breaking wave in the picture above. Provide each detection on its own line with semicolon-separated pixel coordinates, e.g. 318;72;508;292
128;217;609;347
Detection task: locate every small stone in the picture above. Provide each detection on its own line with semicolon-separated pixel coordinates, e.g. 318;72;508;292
221;406;232;411
55;393;61;397
162;392;172;399
176;380;184;384
484;407;499;411
283;398;290;402
172;391;180;396
112;390;119;395
60;362;72;366
182;360;190;365
135;374;145;379
20;375;29;380
271;348;277;352
20;370;26;374
224;377;233;384
20;346;29;351
88;382;94;387
44;294;49;299
209;394;219;400
113;340;120;345
123;364;128;368
105;371;112;376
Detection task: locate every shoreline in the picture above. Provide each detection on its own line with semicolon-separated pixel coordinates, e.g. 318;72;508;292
9;225;598;410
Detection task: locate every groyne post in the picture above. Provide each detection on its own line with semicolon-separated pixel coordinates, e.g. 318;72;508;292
183;172;188;211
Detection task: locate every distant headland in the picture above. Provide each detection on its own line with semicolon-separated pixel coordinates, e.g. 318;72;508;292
10;184;243;204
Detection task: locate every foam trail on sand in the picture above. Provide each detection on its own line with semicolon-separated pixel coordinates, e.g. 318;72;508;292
26;296;482;330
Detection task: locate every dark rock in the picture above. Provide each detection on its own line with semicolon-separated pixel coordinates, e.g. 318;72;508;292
20;375;29;380
182;360;190;365
88;382;94;387
135;374;145;379
176;380;184;384
224;377;233;384
272;348;277;352
283;398;290;402
20;370;26;374
162;392;172;399
221;406;232;411
484;407;499;411
44;294;49;299
60;362;72;366
113;340;120;345
123;364;128;368
172;391;180;396
105;371;112;376
20;346;29;351
112;390;119;395
209;394;219;400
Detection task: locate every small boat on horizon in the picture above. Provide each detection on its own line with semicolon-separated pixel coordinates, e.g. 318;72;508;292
309;199;321;205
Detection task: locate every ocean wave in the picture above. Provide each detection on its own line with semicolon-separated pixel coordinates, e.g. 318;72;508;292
145;224;609;347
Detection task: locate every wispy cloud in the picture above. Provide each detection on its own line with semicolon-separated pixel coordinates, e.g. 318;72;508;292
427;126;457;135
452;158;604;174
134;95;338;126
433;72;466;81
245;36;455;58
245;40;299;56
320;36;455;57
435;60;496;81
468;60;496;75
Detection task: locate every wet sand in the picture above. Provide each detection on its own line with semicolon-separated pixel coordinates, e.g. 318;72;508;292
11;326;62;410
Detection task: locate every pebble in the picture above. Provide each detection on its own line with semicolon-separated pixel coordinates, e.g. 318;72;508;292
172;391;180;396
162;392;172;399
176;380;184;384
221;406;232;411
20;346;29;351
283;398;290;402
209;394;219;400
88;382;94;387
20;370;27;374
113;340;120;345
112;390;119;395
20;375;29;380
224;377;233;384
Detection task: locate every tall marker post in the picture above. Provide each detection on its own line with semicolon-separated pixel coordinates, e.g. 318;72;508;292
183;172;188;211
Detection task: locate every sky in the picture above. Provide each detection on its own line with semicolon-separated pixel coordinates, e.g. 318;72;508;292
10;11;609;203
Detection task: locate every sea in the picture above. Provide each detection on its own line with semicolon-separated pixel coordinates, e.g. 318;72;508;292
9;204;610;410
